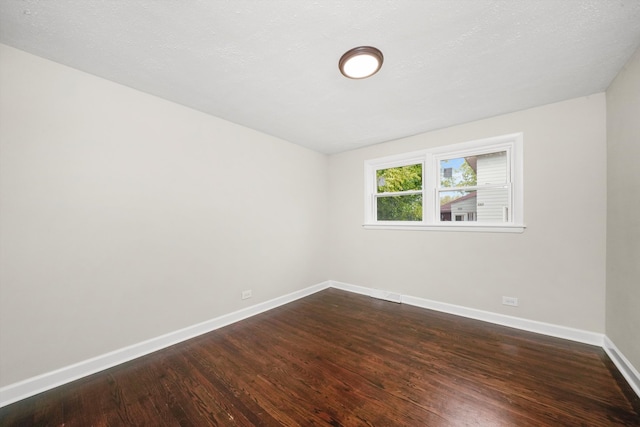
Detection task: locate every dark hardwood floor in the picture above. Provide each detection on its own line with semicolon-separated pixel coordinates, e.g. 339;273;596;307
1;288;639;426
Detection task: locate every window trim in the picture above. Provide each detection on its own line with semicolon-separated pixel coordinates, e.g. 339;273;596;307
363;133;525;233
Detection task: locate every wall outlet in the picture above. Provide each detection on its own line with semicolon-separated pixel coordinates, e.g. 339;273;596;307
502;296;518;306
241;290;252;300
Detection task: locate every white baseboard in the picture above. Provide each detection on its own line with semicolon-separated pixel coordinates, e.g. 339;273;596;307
330;280;640;398
0;281;331;408
330;280;604;346
603;336;640;398
3;280;636;408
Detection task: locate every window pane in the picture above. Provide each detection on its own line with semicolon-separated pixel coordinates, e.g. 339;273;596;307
377;164;422;193
439;191;477;222
377;194;422;221
476;187;510;222
440;151;507;188
440;187;510;222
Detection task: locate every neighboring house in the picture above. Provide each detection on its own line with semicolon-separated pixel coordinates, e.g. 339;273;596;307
476;151;508;222
440;151;508;222
440;192;477;221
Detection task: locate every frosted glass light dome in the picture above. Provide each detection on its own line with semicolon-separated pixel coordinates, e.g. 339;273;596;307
339;46;383;79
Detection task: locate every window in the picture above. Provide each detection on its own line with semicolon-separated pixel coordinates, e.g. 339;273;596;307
364;133;524;232
376;163;422;221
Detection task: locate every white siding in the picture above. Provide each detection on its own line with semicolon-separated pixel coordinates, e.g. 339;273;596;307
451;196;477;220
476;151;507;184
476;152;508;222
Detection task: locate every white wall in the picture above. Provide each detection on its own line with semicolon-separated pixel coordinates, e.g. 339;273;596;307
0;44;329;386
329;95;607;332
1;40;627;394
606;45;640;371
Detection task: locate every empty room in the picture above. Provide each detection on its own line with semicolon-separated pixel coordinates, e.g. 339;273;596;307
1;1;639;425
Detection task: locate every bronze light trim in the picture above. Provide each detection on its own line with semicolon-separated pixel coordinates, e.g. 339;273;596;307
339;46;384;79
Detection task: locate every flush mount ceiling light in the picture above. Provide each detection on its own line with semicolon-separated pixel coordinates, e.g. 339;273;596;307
339;46;384;79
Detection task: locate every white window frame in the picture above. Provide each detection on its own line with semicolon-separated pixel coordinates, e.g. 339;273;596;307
364;133;524;233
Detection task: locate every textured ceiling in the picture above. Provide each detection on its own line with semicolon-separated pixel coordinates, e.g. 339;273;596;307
1;1;640;154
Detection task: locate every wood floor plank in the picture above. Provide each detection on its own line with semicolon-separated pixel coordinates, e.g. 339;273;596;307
1;288;638;426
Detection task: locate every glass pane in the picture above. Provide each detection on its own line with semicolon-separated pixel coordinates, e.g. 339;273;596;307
439;187;510;222
377;164;422;193
476;187;510;222
440;151;507;188
439;191;477;222
377;194;422;221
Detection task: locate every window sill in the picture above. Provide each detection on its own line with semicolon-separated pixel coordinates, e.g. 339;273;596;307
362;223;526;233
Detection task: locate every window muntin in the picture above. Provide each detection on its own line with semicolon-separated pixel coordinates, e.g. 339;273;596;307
364;133;524;232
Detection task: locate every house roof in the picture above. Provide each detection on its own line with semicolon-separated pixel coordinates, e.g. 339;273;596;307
440;192;477;213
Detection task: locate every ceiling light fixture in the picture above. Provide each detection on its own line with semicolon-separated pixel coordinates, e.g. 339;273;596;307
339;46;383;79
